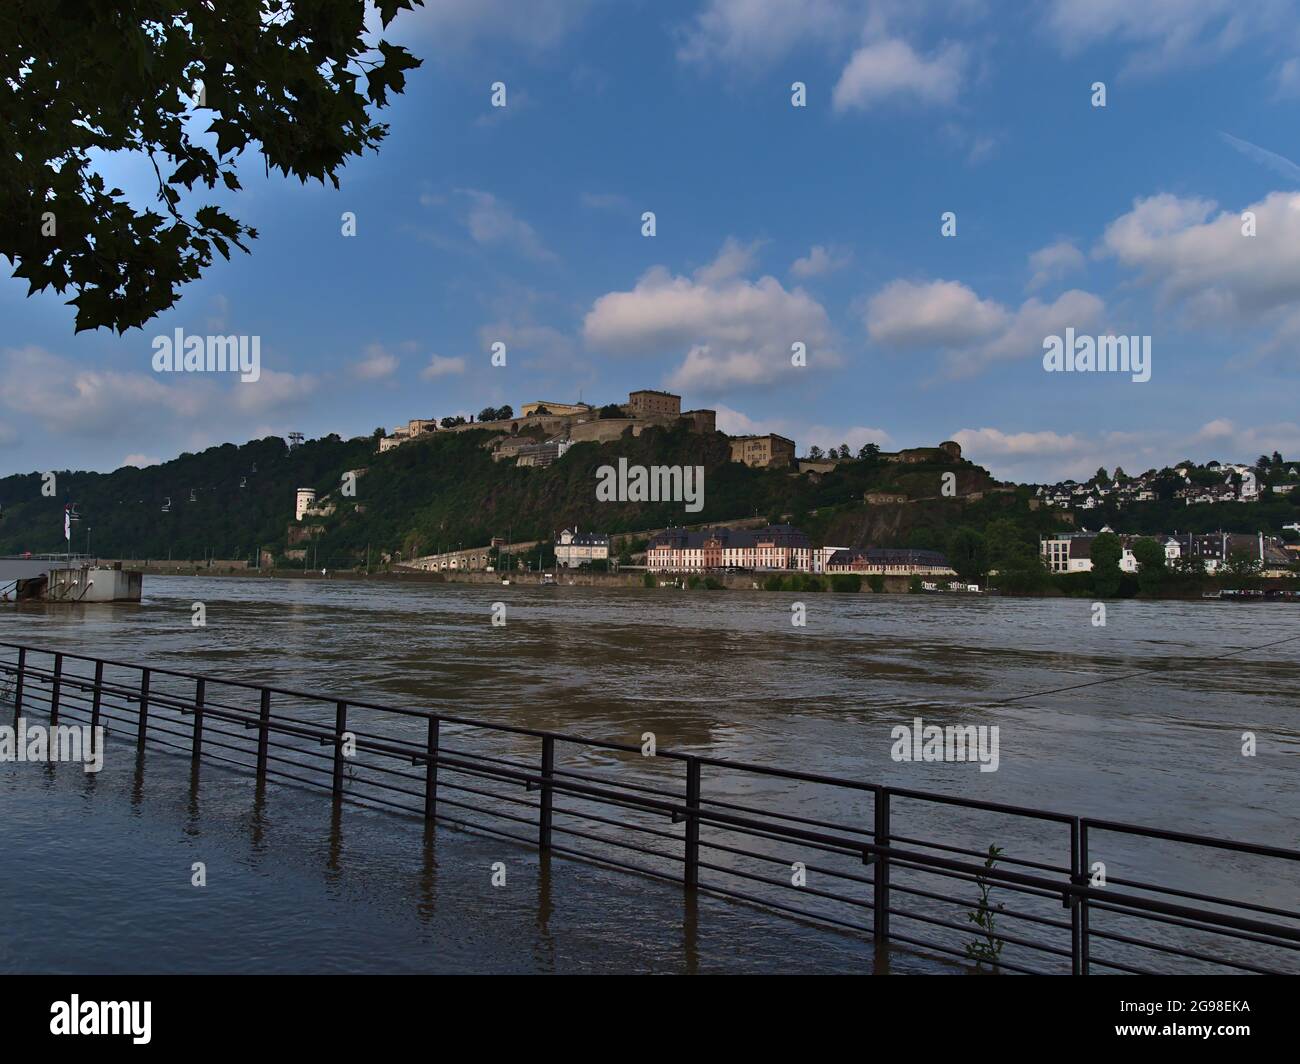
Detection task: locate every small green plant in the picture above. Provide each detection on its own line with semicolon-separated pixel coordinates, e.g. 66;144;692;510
908;575;923;594
830;574;861;593
642;572;656;588
763;574;785;592
868;574;885;593
964;845;1006;972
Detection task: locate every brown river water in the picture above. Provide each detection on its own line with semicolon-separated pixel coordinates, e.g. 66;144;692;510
1;576;1296;973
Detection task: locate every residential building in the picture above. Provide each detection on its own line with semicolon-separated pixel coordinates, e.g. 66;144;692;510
1041;530;1291;574
823;548;955;576
555;528;610;568
813;545;850;573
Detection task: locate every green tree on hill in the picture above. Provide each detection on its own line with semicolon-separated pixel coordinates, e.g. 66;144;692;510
1130;537;1167;596
947;527;988;582
1090;532;1123;597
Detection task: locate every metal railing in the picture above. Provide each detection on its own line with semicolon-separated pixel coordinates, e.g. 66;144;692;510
2;639;1297;975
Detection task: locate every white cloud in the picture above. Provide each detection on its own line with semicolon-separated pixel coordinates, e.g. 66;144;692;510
1027;240;1086;290
677;1;976;118
713;403;768;436
865;279;1007;349
122;453;162;468
0;347;315;459
1193;417;1300;456
583;240;836;396
803;424;893;452
1042;0;1266;74
477;322;578;369
229;368;319;414
951;420;1300;482
832;38;967;111
1100;190;1300;329
953;426;1083;457
458;189;554;262
1196;417;1236;440
790;244;852;278
421;354;467;379
950;425;1132;482
0;345;208;437
713;403;890;455
353;343;400;380
971;290;1105;369
667;345;787;393
694;237;764;286
865;278;1105;377
676;0;855;70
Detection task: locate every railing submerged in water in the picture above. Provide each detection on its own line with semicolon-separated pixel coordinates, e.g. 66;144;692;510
2;640;1297;976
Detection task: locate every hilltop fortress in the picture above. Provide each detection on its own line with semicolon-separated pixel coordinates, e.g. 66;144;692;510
376;388;963;472
379;389;721;459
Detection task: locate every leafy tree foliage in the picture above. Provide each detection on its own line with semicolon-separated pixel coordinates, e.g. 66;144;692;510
946;527;987;581
1130;536;1167;595
1090;531;1123;597
0;0;422;332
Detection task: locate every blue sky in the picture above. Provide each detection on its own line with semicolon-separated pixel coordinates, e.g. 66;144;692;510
3;0;1300;482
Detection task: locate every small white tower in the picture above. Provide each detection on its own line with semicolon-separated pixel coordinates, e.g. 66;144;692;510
295;488;317;521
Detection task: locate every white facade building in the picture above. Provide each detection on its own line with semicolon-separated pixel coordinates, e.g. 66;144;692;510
555;528;610;568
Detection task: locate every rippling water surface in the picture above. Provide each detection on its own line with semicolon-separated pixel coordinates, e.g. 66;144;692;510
1;576;1296;973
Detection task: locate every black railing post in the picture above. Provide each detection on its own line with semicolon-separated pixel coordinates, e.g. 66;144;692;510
423;716;440;821
191;678;205;762
1079;821;1091;975
331;701;346;800
539;735;555;851
256;688;271;778
684;758;701;888
1070;818;1082;976
89;660;104;744
873;787;891;948
49;652;63;725
136;668;150;748
12;647;25;725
